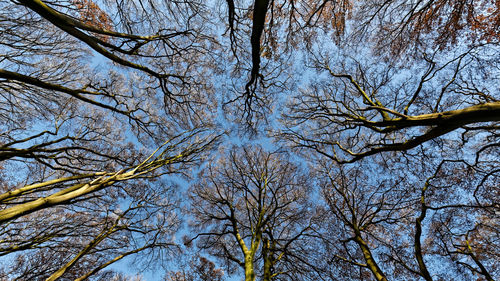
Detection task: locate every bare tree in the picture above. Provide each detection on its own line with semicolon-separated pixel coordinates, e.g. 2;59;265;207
351;0;500;57
316;149;498;280
164;255;225;281
0;130;218;279
1;0;498;279
277;4;499;278
187;146;317;281
220;0;353;127
282;44;498;163
0;0;219;278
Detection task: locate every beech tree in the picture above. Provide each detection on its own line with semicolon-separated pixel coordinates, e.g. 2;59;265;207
187;146;316;281
163;255;225;281
316;151;498;280
1;0;218;279
352;0;500;56
281;0;498;161
0;0;498;280
220;0;352;126
282;44;499;163
278;1;498;280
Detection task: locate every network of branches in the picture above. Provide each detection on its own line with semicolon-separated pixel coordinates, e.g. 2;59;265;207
0;0;498;280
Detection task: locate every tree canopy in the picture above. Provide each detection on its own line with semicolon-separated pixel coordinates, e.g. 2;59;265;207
0;0;498;280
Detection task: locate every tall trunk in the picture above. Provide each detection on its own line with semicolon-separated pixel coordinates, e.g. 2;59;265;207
244;254;256;281
415;189;433;281
262;238;273;281
353;231;388;281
